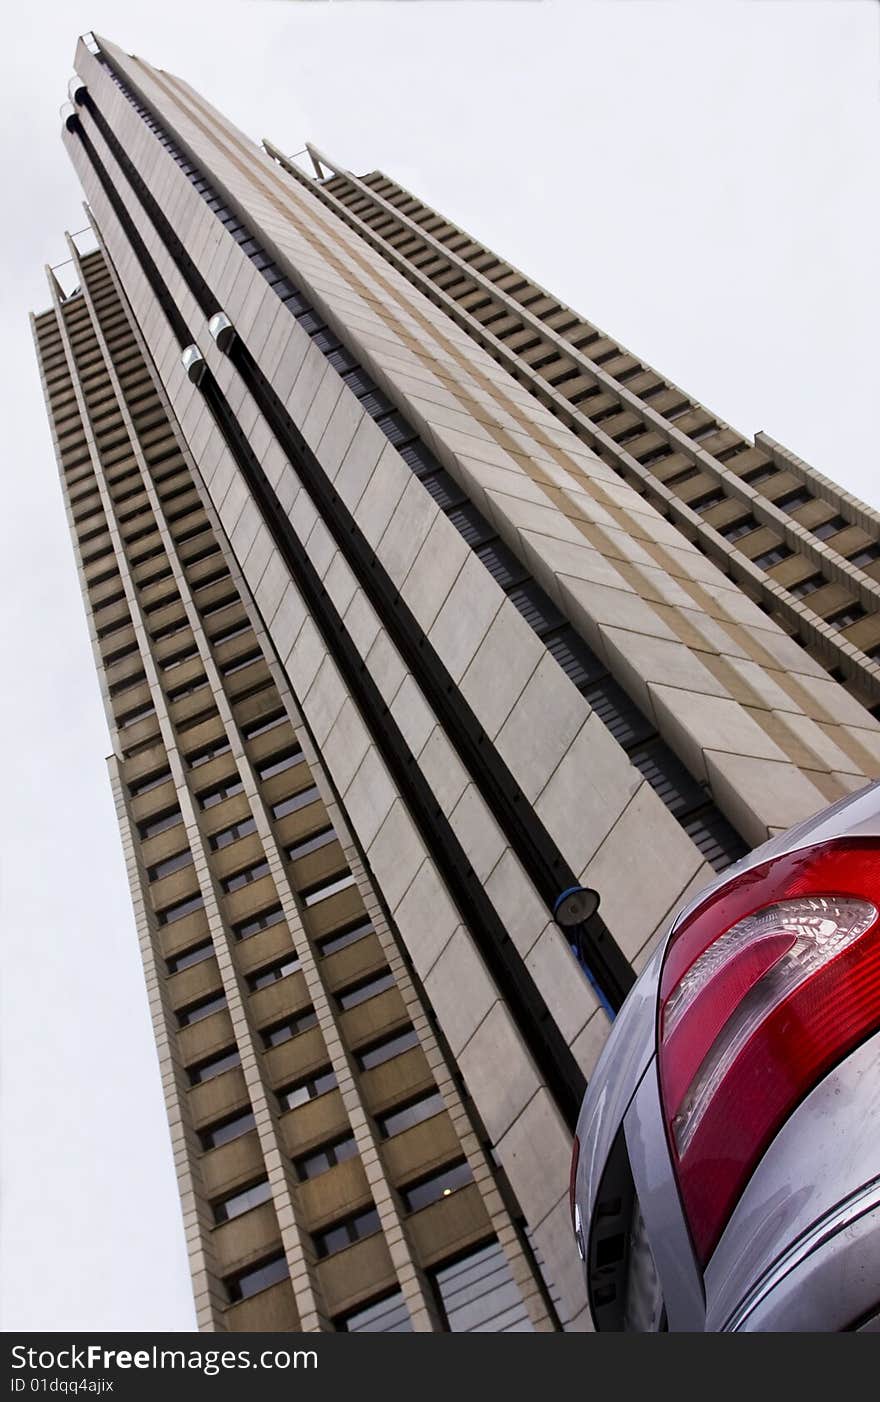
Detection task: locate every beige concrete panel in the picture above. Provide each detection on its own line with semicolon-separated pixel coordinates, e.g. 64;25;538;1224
341;746;397;850
649;684;790;783
524;925;599;1045
392;860;462;981
388;674;436;758
458;604;545;740
534;713;642;885
321;698;372;795
449;785;507;883
399;513;472;634
496;1090;575;1242
456;1002;541;1142
376;475;440;588
366;800;425;912
581;786;704;962
704;752;829;848
424;929;498;1059
415;727;471;818
494;653;589;803
352;441;412;543
426;552;505;684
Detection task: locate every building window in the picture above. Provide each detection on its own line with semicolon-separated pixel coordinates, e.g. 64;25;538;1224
138;563;174;591
160;645;199;672
211;621;252;646
167;940;214;975
177;706;219;737
719;516;756;542
278;1067;337;1112
142;592;180;620
753;544;794;569
337;971;394;1010
378;1091;445;1139
178;992;227;1027
293;1135;358;1181
225;1252;289;1303
814;514;848;540
241;709;286;740
431;1240;534;1332
314;1208;381;1259
402;1160;473;1212
234;905;286;940
789;571;825;598
198;775;244;809
262;1008;318;1047
188;1047;240;1084
690;489;725;512
302;872;355;907
199;590;239;618
775;488;811;512
615;424;646;448
336;1290;412;1333
221;648;263;676
222;859;271;893
103;640;140;668
317;919;374;958
118;702;156;729
209;816;257;850
286;827;336;863
247;953;301;990
193;568;232;596
664;466;699;489
200;1108;256;1150
271;786;320;819
167;676;208;703
638;446;672;469
147;848;193;882
355;1027;419;1071
256;748;305;781
741;464;776;486
849;545;880;568
187;737;232;768
128;768;171;798
827;604;866;630
157;892;204;926
213;1177;272;1224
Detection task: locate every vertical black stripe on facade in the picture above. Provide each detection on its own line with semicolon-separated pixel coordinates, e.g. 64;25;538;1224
79;89;636;1012
70;116;592;1130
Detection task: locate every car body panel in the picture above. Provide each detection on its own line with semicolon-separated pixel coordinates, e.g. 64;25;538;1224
576;940;665;1222
704;1027;880;1330
624;1063;704;1328
573;778;880;1331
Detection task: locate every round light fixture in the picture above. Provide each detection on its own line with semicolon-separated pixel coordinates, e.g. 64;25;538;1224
553;885;601;928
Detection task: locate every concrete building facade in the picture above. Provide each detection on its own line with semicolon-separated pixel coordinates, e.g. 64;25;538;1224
31;31;880;1333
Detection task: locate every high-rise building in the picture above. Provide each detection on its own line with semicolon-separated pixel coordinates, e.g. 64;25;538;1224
32;31;880;1333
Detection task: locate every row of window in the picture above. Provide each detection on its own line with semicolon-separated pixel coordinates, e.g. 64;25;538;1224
169;910;370;984
220;1153;475;1306
195;1021;424;1152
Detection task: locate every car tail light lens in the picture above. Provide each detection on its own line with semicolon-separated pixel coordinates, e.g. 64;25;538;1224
658;838;880;1264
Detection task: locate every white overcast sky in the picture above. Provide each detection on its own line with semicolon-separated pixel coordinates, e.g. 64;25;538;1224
1;0;878;1333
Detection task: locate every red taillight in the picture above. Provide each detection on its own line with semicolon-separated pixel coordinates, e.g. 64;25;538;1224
569;1133;580;1227
658;838;880;1265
